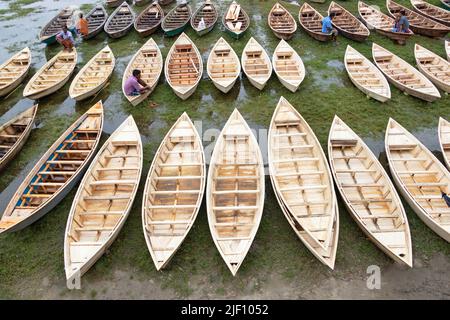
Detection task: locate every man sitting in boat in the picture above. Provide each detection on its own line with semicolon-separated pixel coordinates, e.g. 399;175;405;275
56;25;75;51
124;69;151;97
322;12;338;43
76;13;89;37
397;10;410;33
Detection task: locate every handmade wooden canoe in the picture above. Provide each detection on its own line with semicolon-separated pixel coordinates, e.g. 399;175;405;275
69;46;115;101
104;2;135;39
241;37;272;90
162;3;191;37
165;33;202;100
439;117;450;170
23;48;77;100
39;7;75;45
134;2;164;37
442;0;450;10
272;40;305;93
447;41;450;61
385;118;450;242
206;109;264;276
414;44;450;93
0;105;37;171
191;0;218;36
372;43;440;102
410;0;450;27
299;3;332;42
106;0;125;8
0;47;31;97
328;1;370;42
268;97;339;269
135;0;149;6
359;1;413;45
0;102;104;234
268;2;297;40
387;0;449;38
223;1;250;39
122;38;163;106
207;37;240;93
142;113;205;270
329;116;413;266
64;115;142;280
344;45;391;102
83;5;108;40
159;0;175;5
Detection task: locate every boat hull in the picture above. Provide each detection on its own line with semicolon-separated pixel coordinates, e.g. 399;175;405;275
164;23;188;37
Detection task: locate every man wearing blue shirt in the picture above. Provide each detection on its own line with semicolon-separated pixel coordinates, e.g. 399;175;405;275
322;12;338;43
397;10;410;33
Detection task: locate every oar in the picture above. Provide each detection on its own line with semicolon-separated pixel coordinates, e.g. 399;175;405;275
3;84;22;100
89;81;110;103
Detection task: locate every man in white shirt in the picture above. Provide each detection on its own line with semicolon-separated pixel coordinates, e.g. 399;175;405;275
56;25;75;51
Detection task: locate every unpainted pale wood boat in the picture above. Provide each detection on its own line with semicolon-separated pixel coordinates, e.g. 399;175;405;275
0;105;37;171
142;112;205;270
439;117;450;170
106;0;125;8
268;2;297;40
0;47;31;97
372;43;440;102
268;97;338;269
23;48;77;100
83;5;108;40
344;45;391;102
328;1;370;42
206;109;264;276
207;37;240;93
165;33;202;100
272;40;305;93
191;0;218;36
134;2;164;37
329;116;413;266
0;102;104;234
223;1;250;39
64;115;142;280
104;2;135;39
414;43;450;93
385;118;450;242
39;7;75;44
410;0;450;27
241;37;272;90
447;40;450;61
162;3;192;37
299;3;332;42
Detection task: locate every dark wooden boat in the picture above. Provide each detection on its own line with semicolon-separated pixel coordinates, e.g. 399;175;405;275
134;2;164;37
158;0;175;5
328;1;370;42
162;3;191;37
298;3;332;42
191;0;218;36
104;2;135;39
441;0;450;10
83;5;108;40
135;0;149;6
411;0;450;27
106;0;125;8
39;7;75;44
223;1;250;39
268;2;297;40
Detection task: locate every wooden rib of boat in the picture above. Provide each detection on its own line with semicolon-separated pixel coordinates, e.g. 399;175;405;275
69;46;115;101
344;45;391;102
447;41;450;61
165;33;202;100
159;0;175;5
414;43;450;93
268;2;297;40
83;5;108;40
104;2;135;39
162;3;191;37
64;115;142;280
135;0;149;6
0;105;37;171
372;43;440;102
223;1;250;39
439;117;450;170
191;0;218;36
272;40;305;93
442;0;450;10
0;102;104;234
358;1;413;45
142;113;205;270
385;118;450;242
39;7;75;45
299;3;332;42
268;97;338;269
241;37;272;90
106;0;125;8
122;38;163;106
0;47;31;97
387;0;449;38
411;0;450;27
206;109;264;276
134;2;164;37
329;116;413;266
207;37;240;93
23;48;77;100
328;1;370;42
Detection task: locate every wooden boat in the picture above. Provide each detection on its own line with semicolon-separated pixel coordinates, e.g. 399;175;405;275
411;0;450;27
272;40;305;93
414;43;450;93
387;0;449;38
104;2;135;39
207;37;241;93
159;0;175;5
142;113;205;270
385;118;450;242
206;109;264;276
135;0;149;6
241;37;272;90
372;43;440;102
299;3;332;42
328;1;370;42
134;2;164;37
83;5;108;40
23;48;77;100
64;115;142;280
268;2;297;40
223;1;250;39
442;0;450;10
439;117;450;170
39;7;75;45
268;97;338;269
0;47;31;97
106;0;125;8
191;0;218;36
69;46;115;101
447;41;450;61
165;33;202;100
162;3;191;37
329;116;413;266
344;45;391;102
0;102;104;234
122;38;163;106
0;105;37;171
